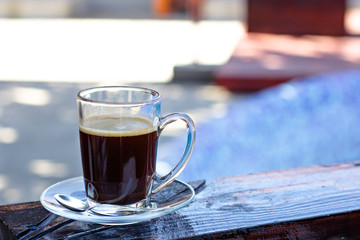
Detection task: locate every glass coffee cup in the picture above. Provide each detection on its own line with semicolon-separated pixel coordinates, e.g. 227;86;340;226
77;86;195;211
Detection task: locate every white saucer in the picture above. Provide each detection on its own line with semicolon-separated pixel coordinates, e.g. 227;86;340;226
40;176;195;225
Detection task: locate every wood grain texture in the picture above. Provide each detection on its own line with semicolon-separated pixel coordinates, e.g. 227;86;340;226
0;180;205;240
180;161;360;238
1;161;360;239
187;210;360;239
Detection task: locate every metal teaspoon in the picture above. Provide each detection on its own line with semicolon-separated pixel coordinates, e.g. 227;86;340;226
54;194;151;216
54;194;90;212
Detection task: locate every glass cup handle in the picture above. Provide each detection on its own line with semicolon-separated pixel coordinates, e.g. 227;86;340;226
151;113;196;194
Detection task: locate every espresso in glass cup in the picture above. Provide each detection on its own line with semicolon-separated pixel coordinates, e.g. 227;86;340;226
77;86;195;209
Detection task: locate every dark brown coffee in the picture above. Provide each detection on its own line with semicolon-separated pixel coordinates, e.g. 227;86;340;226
79;116;158;205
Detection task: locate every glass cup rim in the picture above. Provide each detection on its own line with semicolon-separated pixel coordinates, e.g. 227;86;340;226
77;86;162;106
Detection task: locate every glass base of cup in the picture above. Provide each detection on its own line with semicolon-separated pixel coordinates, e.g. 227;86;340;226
87;198;158;216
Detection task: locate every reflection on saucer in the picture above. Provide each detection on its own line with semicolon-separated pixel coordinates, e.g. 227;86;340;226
40;177;195;225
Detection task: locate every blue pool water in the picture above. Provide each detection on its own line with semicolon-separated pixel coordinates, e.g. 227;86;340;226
161;70;360;182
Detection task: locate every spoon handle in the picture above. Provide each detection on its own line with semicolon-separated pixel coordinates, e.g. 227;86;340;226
54;193;153;216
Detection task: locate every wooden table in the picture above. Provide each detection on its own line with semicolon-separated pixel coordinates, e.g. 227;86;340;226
1;161;360;239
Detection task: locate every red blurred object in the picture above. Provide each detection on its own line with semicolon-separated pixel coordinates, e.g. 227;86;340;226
188;0;203;22
214;33;360;92
248;0;346;36
215;0;350;92
153;0;203;20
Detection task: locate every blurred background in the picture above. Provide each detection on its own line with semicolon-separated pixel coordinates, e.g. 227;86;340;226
0;0;360;205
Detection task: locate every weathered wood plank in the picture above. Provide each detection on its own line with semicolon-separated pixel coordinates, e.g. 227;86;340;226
179;161;360;238
0;180;205;240
185;210;360;239
0;201;52;240
1;161;360;239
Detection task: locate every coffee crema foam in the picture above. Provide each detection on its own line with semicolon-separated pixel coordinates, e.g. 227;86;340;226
79;116;156;137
